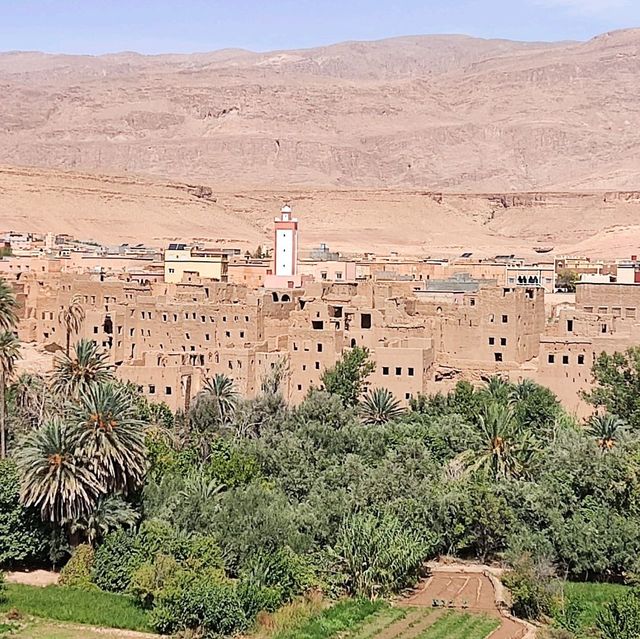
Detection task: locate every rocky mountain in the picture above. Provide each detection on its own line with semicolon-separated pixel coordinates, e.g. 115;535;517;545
1;29;639;191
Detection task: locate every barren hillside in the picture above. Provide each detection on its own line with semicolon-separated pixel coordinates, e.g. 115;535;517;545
2;166;640;258
1;29;639;191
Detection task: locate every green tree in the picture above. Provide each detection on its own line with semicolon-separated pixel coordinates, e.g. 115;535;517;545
587;413;627;451
321;346;375;407
72;383;147;495
556;269;580;292
584;348;640;429
58;296;86;357
0;331;20;458
360;388;404;425
52;339;114;397
16;418;103;525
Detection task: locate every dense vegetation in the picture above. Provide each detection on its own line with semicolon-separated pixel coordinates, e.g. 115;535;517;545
3;278;640;637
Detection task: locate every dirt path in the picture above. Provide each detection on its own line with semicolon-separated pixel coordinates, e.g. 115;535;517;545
6;570;59;587
400;565;534;639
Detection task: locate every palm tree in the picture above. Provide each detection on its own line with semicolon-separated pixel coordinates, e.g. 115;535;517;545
58;296;86;356
0;279;17;332
16;418;103;525
509;378;539;404
72;383;147;494
587;413;627;451
462;401;536;481
360;388;404;425
199;373;238;422
71;495;138;546
0;331;20;458
482;375;512;405
51;339;114;397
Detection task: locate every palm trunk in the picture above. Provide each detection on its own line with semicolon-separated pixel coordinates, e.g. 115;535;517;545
66;327;70;357
0;371;6;459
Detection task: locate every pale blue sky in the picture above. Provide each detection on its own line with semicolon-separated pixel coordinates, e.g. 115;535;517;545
0;0;639;54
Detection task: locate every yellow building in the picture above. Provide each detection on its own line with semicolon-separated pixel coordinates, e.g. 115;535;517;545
164;244;228;284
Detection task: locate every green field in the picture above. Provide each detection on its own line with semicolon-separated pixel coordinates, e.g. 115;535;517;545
272;600;499;639
560;581;630;629
0;584;152;633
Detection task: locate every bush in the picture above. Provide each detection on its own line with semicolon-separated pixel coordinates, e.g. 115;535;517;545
596;588;640;639
150;577;248;637
128;554;179;609
0;460;49;566
59;544;95;589
92;529;141;593
0;573;6;605
503;555;557;620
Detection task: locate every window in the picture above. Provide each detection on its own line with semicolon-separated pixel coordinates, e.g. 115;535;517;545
297;384;302;391
626;308;637;319
361;313;372;329
395;367;402;375
168;268;175;273
405;393;411;400
240;331;245;338
317;343;323;353
225;331;231;338
578;354;585;365
500;337;507;346
93;326;99;334
149;385;156;394
548;354;555;364
408;367;414;376
488;337;495;345
613;307;622;317
312;320;324;330
165;387;172;395
470;298;476;306
601;323;607;334
315;362;320;370
382;366;389;376
584;306;593;313
205;333;210;341
567;319;573;332
502;315;508;323
494;352;503;362
562;355;569;365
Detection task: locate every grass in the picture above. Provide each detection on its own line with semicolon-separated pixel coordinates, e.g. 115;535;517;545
272;599;388;639
417;612;499;639
266;600;497;639
560;580;630;628
0;583;152;633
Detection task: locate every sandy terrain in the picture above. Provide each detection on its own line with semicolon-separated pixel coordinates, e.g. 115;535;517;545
2;165;640;258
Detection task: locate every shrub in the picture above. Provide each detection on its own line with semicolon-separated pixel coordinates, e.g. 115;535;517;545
129;553;179;609
0;572;6;605
596;588;640;639
236;580;282;620
150;577;248;637
59;544;96;589
0;460;49;566
92;529;142;592
503;555;557;620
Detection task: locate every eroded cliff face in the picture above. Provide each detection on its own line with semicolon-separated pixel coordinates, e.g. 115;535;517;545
0;29;639;191
2;166;640;258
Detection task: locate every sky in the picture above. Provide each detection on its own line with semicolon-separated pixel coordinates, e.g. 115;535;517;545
0;0;639;55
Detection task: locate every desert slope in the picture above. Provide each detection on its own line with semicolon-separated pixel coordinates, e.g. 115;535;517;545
0;30;639;191
2;166;640;258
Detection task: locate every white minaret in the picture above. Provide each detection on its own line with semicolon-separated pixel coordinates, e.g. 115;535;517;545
274;204;298;277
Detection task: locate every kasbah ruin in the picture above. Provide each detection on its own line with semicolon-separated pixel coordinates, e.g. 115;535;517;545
3;204;640;417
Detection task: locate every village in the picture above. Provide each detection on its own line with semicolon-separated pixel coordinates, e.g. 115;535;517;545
3;204;640;416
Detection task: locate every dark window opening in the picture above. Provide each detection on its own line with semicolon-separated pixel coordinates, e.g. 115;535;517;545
567;319;574;332
312;320;324;330
361;313;372;329
548;354;555;364
408;367;414;376
488;337;495;345
500;337;507;346
165;386;172;395
578;354;585;365
562;355;569;365
382;366;389;375
494;352;503;362
502;315;508;323
395;367;402;375
317;343;323;353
